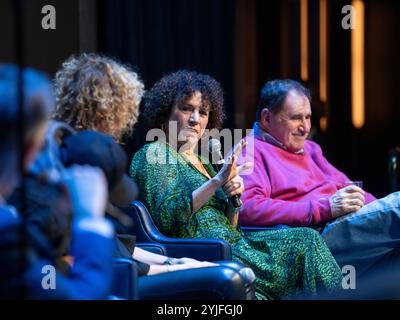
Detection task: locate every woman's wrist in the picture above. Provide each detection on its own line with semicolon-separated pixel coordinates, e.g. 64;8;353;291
211;176;223;188
228;202;241;214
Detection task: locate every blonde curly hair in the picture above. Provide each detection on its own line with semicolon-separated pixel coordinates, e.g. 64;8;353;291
52;53;144;143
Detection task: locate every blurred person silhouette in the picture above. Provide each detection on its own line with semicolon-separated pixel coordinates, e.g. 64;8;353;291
0;63;115;299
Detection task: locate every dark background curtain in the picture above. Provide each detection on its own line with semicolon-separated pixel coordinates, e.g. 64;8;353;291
1;0;399;197
98;0;235;158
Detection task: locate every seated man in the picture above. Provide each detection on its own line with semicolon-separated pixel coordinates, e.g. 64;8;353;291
238;79;400;278
0;63;115;299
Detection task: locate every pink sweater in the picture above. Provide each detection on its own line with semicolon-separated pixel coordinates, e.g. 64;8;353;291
238;135;376;227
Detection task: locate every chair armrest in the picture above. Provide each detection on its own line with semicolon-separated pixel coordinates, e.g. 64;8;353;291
138;264;250;300
121;201;231;261
111;258;138;300
153;239;231;262
136;243;167;255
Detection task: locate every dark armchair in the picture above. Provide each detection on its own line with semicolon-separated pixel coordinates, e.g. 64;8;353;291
109;257;256;300
121;201;231;261
138;261;255;300
119;201;255;299
110;258;138;300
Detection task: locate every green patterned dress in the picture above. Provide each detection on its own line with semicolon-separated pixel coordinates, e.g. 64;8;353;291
130;141;342;299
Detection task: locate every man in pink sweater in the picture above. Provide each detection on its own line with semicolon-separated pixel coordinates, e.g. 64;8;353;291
239;79;400;277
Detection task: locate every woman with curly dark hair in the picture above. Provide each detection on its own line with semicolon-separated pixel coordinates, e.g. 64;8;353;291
130;70;343;300
142;69;225;131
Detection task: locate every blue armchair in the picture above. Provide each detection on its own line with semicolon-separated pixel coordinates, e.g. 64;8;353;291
138;261;255;300
119;201;256;300
110;258;138;300
121;201;231;261
109;257;256;300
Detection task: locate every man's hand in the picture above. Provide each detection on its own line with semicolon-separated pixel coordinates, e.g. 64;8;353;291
329;185;365;218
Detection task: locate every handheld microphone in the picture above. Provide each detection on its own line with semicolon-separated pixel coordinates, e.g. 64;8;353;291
208;139;242;208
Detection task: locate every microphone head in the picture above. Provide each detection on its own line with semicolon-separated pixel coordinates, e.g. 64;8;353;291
208;138;222;154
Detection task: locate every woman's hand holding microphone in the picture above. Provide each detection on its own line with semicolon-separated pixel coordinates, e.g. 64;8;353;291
213;139;253;202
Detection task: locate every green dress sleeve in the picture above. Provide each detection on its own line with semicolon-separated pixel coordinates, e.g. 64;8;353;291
130;142;198;238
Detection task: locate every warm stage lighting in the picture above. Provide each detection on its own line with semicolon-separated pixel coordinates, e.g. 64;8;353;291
320;116;328;132
351;0;365;129
319;0;327;104
300;0;308;81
